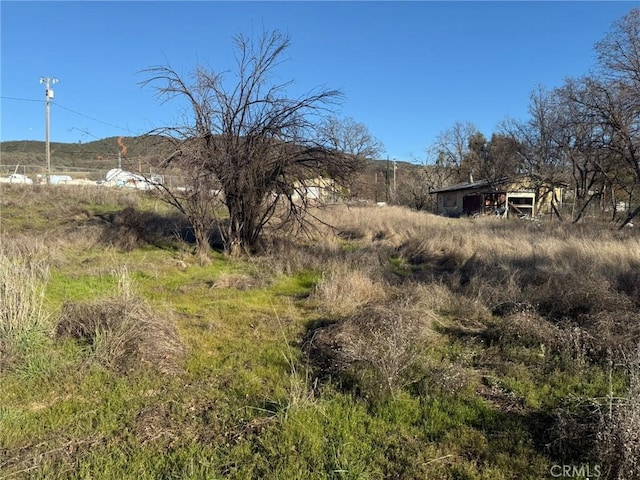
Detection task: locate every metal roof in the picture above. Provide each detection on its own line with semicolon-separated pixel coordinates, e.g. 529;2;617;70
430;178;509;194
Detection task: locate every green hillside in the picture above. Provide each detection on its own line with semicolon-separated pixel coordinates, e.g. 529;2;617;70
0;136;172;172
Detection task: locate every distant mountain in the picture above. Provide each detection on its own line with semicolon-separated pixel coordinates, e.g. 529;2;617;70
0;136;173;171
1;136;419;172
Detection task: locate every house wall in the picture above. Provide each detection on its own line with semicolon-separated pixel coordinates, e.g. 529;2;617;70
433;178;565;218
437;192;463;216
436;188;539;218
535;186;563;215
291;177;341;203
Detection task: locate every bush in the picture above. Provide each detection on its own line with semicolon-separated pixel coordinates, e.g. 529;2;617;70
55;271;184;375
306;295;435;398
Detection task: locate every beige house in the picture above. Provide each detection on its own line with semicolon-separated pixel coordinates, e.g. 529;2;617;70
291;176;342;203
431;178;563;218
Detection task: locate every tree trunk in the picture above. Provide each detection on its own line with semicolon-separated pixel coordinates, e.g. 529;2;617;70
193;222;212;265
618;204;640;229
224;195;263;256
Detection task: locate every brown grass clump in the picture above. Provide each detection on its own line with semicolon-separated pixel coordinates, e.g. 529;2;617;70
310;261;388;317
616;264;640;307
590;312;640;359
56;295;184;375
490;310;564;350
306;295;435;396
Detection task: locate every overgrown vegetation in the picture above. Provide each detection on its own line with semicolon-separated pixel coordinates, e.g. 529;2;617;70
1;185;639;479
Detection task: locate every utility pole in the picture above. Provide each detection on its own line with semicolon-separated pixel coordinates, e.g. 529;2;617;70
393;158;397;202
385;156;390;203
40;77;58;184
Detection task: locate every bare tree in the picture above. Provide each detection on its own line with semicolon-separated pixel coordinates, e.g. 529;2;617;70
553;80;607;222
141;30;362;258
595;8;640;89
427;121;480;184
594;8;640;227
395;165;437;211
318;116;384;160
501;86;570;219
574;77;640;227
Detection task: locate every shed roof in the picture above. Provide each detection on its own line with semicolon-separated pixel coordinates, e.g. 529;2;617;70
430;178;511;194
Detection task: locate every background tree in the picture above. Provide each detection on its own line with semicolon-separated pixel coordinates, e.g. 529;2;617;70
553;79;609;222
463;132;521;186
485;133;522;183
395;164;439;211
463;131;490;183
427;121;480;184
142;30;362;258
595;8;640;89
318;116;387;202
426;123;522;191
593;7;640;227
500;86;569;219
557;8;640;226
319;116;384;161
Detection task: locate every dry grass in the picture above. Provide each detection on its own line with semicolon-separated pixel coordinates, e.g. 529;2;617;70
302;204;640;370
311;204;458;248
1;183;143;211
0;248;50;369
597;349;640;479
310;261;388;317
1;184;188;255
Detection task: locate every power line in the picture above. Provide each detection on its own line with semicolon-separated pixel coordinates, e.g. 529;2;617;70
53;103;131;132
0;96;44;103
1;95;133;135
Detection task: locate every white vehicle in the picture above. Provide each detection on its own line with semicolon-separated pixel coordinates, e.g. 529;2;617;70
7;173;34;184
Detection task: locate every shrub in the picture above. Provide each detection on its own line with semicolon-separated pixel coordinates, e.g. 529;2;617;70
306;296;435;398
55;270;184;374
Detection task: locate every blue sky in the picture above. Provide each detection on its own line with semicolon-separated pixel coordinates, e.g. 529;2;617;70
1;1;635;162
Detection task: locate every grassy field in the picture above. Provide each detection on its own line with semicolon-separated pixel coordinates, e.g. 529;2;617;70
1;184;639;479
